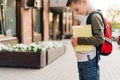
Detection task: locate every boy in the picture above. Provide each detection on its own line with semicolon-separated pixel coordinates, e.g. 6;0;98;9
66;0;104;80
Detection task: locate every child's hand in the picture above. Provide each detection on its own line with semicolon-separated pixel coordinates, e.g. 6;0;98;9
71;37;78;47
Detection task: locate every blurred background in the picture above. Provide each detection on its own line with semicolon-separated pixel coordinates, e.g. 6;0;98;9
90;0;120;44
0;0;71;45
0;0;119;45
0;0;120;80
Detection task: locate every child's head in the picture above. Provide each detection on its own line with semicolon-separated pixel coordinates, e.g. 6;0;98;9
66;0;94;16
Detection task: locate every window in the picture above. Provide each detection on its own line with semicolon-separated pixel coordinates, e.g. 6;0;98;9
32;8;42;42
0;0;3;34
0;0;16;37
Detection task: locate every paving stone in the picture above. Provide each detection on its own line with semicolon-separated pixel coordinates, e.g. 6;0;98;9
0;41;119;80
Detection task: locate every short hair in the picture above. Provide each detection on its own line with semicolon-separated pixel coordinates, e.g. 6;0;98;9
66;0;81;6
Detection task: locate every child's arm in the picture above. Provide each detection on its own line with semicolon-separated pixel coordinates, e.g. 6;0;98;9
77;14;104;45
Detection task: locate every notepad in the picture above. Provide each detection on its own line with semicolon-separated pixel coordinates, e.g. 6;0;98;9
73;25;94;52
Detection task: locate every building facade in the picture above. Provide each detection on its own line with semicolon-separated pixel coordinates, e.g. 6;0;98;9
0;0;73;45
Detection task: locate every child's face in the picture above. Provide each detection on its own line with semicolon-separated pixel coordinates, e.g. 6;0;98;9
70;1;88;16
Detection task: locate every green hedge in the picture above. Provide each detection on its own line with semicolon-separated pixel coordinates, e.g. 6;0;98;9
111;23;120;29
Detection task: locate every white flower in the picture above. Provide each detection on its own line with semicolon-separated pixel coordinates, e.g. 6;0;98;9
12;44;28;52
0;44;5;51
0;41;64;52
0;44;9;51
28;43;38;52
53;41;63;48
46;41;56;49
37;43;47;52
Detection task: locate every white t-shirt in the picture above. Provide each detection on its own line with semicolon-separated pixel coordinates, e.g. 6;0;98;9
75;14;96;62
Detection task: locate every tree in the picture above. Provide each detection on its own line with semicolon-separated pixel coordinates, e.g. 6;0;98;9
106;5;120;23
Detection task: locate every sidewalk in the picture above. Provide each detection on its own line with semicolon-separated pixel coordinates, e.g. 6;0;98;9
0;41;119;80
0;40;79;80
100;42;120;80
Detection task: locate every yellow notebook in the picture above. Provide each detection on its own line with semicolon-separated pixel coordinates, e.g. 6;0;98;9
73;25;94;52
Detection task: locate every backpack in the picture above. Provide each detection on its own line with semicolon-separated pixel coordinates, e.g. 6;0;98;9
87;10;113;56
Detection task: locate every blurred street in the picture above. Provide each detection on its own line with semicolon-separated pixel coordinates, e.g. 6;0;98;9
0;40;119;80
100;41;120;80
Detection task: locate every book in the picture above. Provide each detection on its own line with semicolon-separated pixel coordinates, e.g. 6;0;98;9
73;25;94;52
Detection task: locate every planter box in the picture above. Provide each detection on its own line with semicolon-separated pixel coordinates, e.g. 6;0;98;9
40;51;46;68
0;51;46;69
46;46;66;65
0;46;66;68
